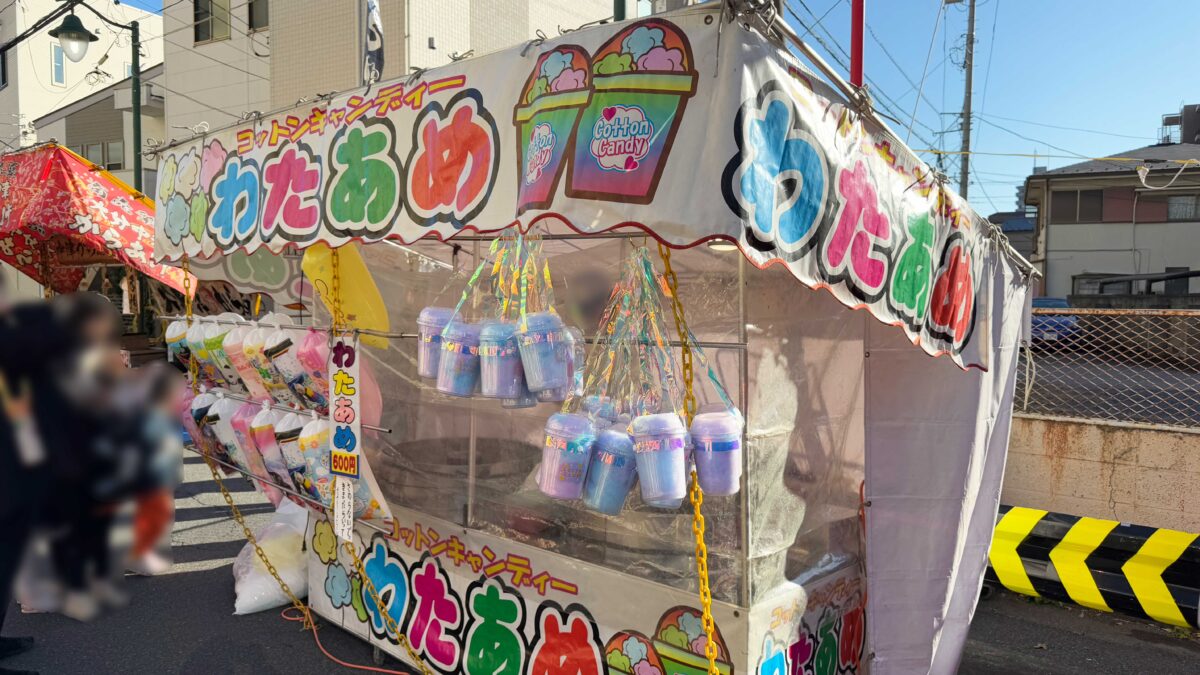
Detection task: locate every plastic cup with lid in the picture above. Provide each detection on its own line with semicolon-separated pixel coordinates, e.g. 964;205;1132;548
479;320;527;398
417;307;455;380
630;412;688;504
517;312;570;392
539;412;596;500
582;429;638;515
690;410;743;496
436;320;482;397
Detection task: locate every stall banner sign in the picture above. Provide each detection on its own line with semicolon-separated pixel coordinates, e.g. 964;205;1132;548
0;144;193;295
306;505;787;675
154;6;1005;369
329;331;362;541
750;566;865;675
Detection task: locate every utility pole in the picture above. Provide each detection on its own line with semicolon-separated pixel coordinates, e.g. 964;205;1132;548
957;0;976;198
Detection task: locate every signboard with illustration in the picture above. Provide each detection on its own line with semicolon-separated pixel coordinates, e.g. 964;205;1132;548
307;508;865;675
155;6;1015;368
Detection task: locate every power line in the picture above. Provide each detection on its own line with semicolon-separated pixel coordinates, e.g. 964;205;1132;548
786;1;941;149
865;23;939;117
904;2;943;144
975;112;1156;141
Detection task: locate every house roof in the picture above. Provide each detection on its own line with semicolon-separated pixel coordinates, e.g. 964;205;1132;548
1041;142;1200;176
987;211;1035;232
33;63;164;128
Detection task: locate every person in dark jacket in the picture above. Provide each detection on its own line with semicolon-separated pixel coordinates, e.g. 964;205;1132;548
0;279;78;675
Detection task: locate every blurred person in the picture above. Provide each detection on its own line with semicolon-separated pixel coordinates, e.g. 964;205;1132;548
0;278;73;675
39;293;125;622
121;364;185;576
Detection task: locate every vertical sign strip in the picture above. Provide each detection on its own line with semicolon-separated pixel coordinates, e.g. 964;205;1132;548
329;331;362;541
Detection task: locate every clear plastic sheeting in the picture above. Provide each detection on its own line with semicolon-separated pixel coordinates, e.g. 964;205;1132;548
309;226;865;606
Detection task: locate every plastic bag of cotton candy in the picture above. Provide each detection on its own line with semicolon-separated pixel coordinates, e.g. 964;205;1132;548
232;500;309;615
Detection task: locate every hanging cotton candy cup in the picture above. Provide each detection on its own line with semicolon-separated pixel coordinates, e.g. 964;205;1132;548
266;327;329;412
518;312;570;392
479;320;527;398
231;402;282;506
436;320;482;397
631;413;688;504
298;418;332;505
539;413;595;500
690;411;743;496
582;429;637;515
535;325;581;402
417;307;455;380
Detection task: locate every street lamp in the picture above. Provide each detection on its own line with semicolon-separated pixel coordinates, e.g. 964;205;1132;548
47;13;98;63
0;1;144;193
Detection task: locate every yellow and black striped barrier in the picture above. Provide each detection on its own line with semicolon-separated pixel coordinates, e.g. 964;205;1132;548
986;505;1199;629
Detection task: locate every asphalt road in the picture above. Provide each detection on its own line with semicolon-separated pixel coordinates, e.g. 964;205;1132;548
3;456;1198;674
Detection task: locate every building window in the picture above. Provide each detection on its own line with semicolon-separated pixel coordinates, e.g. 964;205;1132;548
1049;189;1104;224
51;44;65;86
195;0;231;43
0;52;7;89
1050;190;1077;224
105;141;124;171
249;0;268;31
1166;194;1200;221
125;62;133;78
74;142;124;170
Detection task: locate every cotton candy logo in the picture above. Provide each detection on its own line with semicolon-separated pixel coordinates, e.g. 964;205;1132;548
590;105;653;172
551;68;586;92
524;123;556;185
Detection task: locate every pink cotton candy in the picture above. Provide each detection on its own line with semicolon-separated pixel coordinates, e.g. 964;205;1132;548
689;635;708;657
551;68;587;92
200;139;228;188
636;46;684;72
633;661;662;675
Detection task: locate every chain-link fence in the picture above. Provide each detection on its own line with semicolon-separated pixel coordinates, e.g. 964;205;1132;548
1016;308;1200;428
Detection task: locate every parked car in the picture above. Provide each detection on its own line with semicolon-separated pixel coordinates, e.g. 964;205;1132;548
1030;297;1078;346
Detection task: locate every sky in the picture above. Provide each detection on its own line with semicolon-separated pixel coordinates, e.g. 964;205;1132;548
773;0;1200;215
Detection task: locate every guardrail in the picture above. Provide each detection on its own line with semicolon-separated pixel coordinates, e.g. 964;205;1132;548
986;505;1199;629
1016;308;1200;428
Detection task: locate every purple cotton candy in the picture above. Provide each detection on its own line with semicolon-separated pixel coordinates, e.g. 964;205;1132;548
690;411;743;496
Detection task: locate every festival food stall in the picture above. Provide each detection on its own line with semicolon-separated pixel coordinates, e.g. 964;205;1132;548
153;5;1034;674
0;142;194;348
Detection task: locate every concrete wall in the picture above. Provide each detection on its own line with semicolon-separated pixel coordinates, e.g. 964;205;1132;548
1003;416;1200;532
1044;219;1200;297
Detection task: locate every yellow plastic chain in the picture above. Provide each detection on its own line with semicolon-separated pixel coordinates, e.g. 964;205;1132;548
656;242;718;675
181;252;315;628
329;247;433;675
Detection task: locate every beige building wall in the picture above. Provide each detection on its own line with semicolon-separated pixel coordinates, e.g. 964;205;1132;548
162;0;270;136
1003;416;1200;532
267;0;612;109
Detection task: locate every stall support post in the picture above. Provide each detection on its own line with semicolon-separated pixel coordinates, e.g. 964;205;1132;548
850;0;864;87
